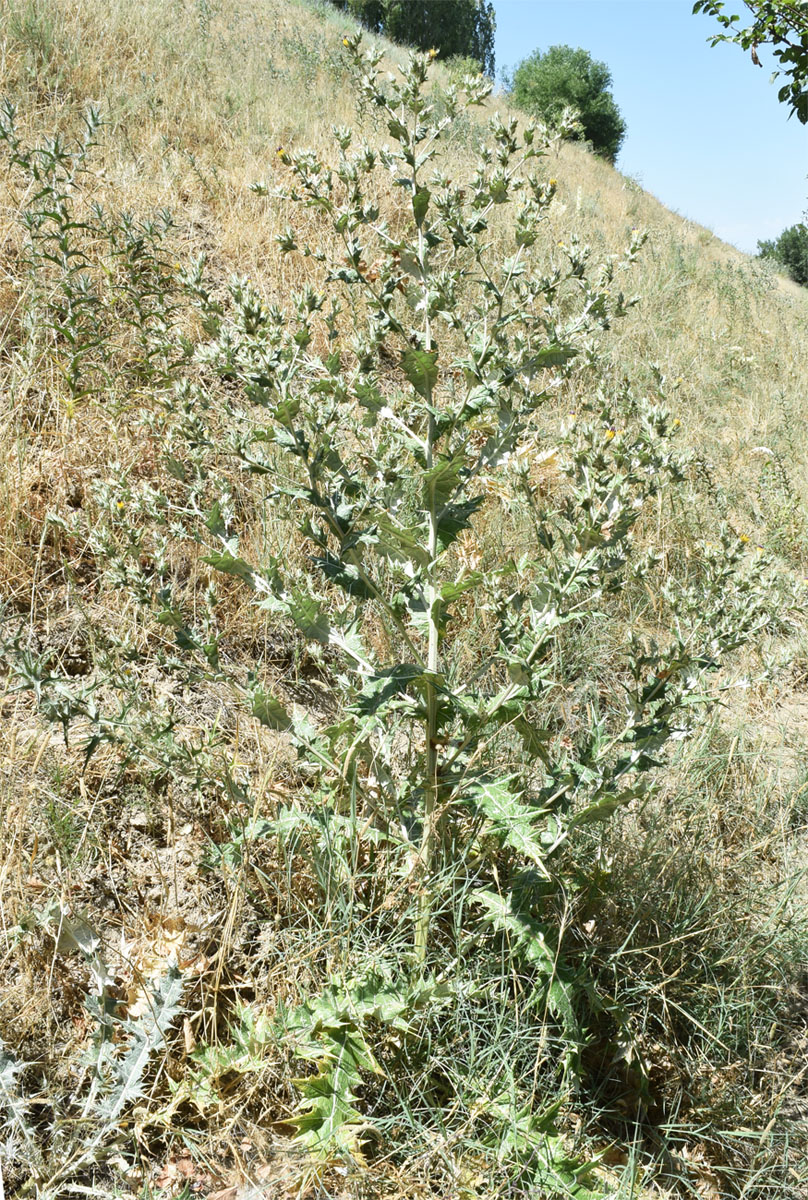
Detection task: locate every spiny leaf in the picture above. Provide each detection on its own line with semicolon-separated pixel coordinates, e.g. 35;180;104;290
203;551;256;587
422;454;464;508
401;347;438;398
288;1048;365;1156
372;513;430;567
205;501;227;538
295;977;412;1038
436;496;484;550
570;787;641;827
523;343;577;372
355;380;385;412
512;715;552;761
470;777;552;876
314;553;375;599
288;590;330;643
475;889;556;972
412;186;430;227
438;571;483;606
250;688;293;731
286;975;433;1157
387;115;409;143
97;963;184;1121
352;664;423;717
475;891;581;1040
0;1040;30;1135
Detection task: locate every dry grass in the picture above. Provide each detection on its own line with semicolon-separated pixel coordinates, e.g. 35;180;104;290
0;1;807;1197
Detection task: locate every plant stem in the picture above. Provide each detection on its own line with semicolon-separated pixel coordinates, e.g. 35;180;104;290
414;163;440;966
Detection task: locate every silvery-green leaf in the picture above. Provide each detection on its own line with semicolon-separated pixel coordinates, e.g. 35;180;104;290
439;572;483;606
352;664;424;716
97;963;184;1122
203;551;256;587
314;554;375;599
436;497;484;550
470;777;552;876
412;186;430;227
250;688;292;731
55;911;101;958
401;348;438;398
288;591;330;643
474;889;555;972
422;455;463;507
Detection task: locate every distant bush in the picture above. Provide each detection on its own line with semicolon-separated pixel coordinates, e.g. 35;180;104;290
757;223;808;286
331;0;496;75
444;53;484;85
508;44;626;164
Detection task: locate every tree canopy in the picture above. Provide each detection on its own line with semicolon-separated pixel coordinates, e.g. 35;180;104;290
331;0;496;76
508;44;626;164
758;223;808;284
693;1;808;123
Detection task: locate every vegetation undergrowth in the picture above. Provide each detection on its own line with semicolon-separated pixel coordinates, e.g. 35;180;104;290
0;3;807;1199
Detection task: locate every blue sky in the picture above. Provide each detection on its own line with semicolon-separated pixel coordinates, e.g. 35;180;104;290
493;0;807;253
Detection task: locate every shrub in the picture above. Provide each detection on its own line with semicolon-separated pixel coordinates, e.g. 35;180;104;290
758;222;808;286
509;44;626;163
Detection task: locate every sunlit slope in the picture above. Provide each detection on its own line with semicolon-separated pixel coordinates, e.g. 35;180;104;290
4;0;806;566
1;3;807;1195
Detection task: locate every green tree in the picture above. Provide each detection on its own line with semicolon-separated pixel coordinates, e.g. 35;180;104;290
508;45;626;163
694;2;808;123
332;0;496;75
758;222;808;284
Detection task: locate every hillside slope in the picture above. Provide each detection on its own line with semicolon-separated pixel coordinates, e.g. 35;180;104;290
4;0;808;557
1;2;807;1198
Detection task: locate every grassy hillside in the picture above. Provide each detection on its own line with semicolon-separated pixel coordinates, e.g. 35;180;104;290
1;1;807;1198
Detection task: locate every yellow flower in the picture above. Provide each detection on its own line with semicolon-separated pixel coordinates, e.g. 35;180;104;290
672;418;681;428
428;46;439;60
604;429;615;441
739;534;750;544
548;178;557;187
116;500;125;511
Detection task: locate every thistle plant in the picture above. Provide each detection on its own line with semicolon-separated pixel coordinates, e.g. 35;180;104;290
0;100;189;416
187;31;771;969
0;99;106;410
1;35;780;1176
